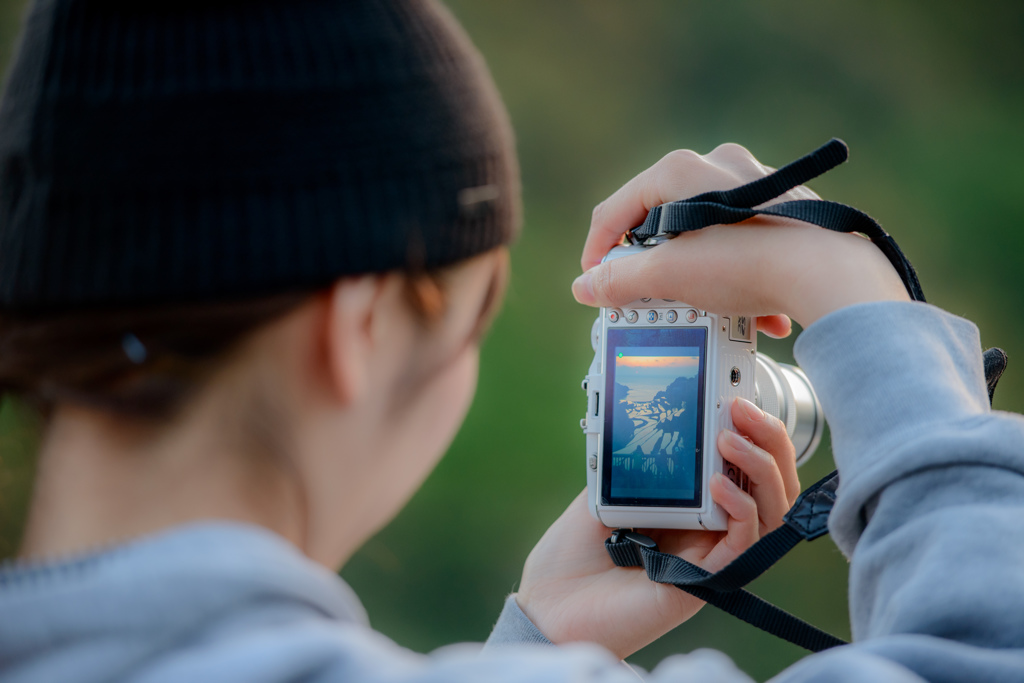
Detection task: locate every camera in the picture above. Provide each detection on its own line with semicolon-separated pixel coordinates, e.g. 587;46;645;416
581;242;825;530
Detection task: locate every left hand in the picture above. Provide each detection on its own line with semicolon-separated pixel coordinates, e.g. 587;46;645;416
572;143;908;329
515;397;799;659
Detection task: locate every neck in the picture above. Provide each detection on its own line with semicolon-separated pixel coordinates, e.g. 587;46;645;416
18;403;304;561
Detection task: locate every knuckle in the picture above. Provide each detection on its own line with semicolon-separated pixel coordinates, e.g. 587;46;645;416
706;142;770;183
591;201;605;225
644;245;669;276
645;245;678;286
659;148;702;173
709;142;753;161
765;412;789;438
591;262;618;302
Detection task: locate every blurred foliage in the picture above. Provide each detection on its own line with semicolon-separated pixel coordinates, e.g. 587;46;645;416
1;1;1023;680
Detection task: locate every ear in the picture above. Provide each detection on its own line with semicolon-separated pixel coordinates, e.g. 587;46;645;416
323;275;386;406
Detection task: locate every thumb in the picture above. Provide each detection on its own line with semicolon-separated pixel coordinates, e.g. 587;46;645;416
571;249;660;308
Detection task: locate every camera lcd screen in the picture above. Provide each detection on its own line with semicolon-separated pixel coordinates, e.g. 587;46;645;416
602;327;707;507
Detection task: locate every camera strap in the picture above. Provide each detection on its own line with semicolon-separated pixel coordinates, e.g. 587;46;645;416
606;471;843;652
628;138;925;303
608;139;1010;652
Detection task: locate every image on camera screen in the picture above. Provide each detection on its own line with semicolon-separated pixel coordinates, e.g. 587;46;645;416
603;327;707;507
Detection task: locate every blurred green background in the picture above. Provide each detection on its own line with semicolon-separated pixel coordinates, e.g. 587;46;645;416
1;1;1022;680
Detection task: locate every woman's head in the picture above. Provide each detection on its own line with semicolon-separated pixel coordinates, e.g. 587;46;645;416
0;0;519;564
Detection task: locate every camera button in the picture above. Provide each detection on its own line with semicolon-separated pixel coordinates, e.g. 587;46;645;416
607;309;621;323
666;310;678;323
686;309;698;323
625;310;639;324
646;310;658;323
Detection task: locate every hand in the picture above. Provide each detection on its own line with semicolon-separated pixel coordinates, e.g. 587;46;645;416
572;143;909;328
516;398;800;659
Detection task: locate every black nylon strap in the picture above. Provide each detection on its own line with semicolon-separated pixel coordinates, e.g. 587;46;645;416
637;139;849;221
630;139;926;303
656;576;845;654
606;472;844;652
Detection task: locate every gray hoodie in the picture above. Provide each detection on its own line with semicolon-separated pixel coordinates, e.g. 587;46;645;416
3;301;1024;682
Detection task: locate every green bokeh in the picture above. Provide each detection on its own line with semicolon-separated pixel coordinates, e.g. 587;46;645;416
1;2;1022;680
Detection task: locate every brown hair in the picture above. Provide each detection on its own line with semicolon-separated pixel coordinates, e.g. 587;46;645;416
0;274;450;421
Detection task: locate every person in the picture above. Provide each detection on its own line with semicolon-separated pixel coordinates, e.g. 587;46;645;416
1;3;1023;683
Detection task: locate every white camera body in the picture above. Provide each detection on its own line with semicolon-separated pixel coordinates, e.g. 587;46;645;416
582;244;756;531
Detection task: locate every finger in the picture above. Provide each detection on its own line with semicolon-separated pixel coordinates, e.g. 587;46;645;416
572;227;778;311
756;314;792;339
582;142;828;272
717;429;789;533
581;149;744;272
703;142;772;180
731;398;800;504
572;244;659;308
652;527;718;560
759;181;822;206
702;144;821;206
672;143;823;211
705;473;759;569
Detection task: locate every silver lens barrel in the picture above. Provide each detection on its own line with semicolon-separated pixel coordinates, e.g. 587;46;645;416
753;354;824;467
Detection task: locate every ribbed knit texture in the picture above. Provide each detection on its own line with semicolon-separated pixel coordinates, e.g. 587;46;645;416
0;0;520;309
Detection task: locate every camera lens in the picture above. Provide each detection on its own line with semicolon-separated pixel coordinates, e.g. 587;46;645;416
753;354;824;467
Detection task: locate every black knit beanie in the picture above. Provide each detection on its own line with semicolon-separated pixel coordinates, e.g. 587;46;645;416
0;0;520;311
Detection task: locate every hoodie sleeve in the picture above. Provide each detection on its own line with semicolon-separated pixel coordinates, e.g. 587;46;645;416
775;300;1024;680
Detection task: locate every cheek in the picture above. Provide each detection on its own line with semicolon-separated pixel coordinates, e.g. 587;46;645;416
388;346;480;491
415;348;480;457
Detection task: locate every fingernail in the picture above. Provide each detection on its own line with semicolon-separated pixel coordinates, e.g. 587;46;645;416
723;429;752;452
738;397;765;422
572;271;595;305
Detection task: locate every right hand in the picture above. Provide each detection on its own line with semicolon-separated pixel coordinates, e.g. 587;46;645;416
572;143;909;328
516;397;801;660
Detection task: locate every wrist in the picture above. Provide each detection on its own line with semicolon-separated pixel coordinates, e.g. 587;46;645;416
785;234;910;328
512;588;560;646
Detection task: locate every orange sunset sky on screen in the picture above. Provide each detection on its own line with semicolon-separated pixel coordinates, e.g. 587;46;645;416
616;356;699;369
